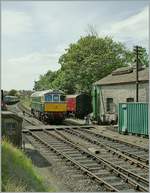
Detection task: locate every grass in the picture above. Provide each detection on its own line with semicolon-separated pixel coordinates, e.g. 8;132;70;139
2;139;55;192
20;96;31;109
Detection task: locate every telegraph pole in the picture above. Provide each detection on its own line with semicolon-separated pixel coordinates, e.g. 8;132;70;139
133;46;143;102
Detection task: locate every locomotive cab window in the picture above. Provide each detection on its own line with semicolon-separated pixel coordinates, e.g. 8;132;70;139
60;95;65;101
45;94;52;102
53;94;59;102
106;98;113;112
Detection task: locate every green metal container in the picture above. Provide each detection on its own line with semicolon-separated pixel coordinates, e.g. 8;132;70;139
118;103;149;136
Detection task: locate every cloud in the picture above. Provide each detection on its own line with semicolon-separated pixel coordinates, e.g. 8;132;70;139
99;7;149;49
2;10;32;36
2;2;149;90
8;53;60;68
2;52;61;90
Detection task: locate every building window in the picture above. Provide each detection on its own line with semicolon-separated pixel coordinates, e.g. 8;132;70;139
106;98;113;112
126;98;134;102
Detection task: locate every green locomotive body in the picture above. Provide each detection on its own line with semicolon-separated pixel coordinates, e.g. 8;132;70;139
30;89;67;122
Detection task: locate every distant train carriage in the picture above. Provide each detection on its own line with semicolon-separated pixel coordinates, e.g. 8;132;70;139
66;93;92;119
31;89;66;122
4;95;20;105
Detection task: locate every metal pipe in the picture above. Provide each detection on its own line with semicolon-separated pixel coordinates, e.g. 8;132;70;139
136;46;139;102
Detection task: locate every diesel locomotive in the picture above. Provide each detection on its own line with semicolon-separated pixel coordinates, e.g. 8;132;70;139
30;89;67;123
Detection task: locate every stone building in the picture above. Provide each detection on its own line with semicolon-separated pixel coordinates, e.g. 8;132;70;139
2;111;23;147
93;66;149;123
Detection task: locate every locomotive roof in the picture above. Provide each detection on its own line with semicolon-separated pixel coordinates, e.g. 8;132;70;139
31;89;64;97
4;95;18;98
66;93;88;98
66;94;79;98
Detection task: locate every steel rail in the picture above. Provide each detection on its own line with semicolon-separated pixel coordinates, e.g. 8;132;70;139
44;129;148;192
17;103;44;126
63;128;148;170
23;117;37;126
8;105;37;127
28;130;119;192
18;102;31;116
83;127;148;151
77;128;149;164
55;128;149;187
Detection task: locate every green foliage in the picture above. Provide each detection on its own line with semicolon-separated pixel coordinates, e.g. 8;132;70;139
21;96;31;109
8;89;18;96
138;48;149;67
2;140;55;192
34;70;57;91
33;35;148;94
56;36;133;93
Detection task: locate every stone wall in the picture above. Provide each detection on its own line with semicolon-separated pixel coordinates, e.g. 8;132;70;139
98;82;149;114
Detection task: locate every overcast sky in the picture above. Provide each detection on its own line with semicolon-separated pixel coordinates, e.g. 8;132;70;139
2;1;149;91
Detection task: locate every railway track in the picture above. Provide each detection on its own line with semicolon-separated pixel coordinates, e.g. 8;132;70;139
24;132;105;192
8;103;43;126
53;128;149;185
17;102;31;116
73;128;149;164
14;103;149;168
61;127;149;165
23;128;149;192
15;103;149;191
65;119;148;162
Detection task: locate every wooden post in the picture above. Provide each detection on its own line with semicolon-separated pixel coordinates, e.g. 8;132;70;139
135;46;139;102
134;46;142;102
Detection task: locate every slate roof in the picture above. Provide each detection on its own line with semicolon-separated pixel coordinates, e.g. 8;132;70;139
94;67;149;86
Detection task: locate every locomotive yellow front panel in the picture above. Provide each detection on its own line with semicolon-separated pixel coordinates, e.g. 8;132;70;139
44;103;67;112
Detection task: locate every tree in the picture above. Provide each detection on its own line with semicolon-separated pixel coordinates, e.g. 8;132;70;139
57;35;133;93
85;24;98;37
8;89;18;96
138;47;149;67
33;70;57;91
34;35;148;94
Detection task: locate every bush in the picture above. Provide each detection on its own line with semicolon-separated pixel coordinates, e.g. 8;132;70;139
2;140;55;192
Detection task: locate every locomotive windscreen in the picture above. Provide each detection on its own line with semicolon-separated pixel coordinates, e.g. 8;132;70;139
53;94;59;102
45;94;52;101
